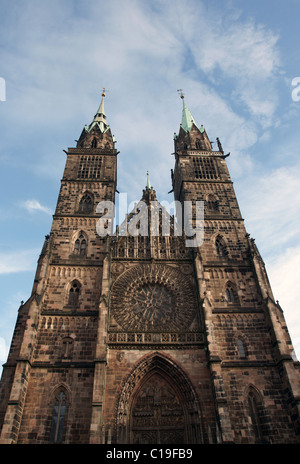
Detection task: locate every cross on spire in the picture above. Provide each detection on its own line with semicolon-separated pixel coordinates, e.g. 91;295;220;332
177;89;184;99
102;87;108;97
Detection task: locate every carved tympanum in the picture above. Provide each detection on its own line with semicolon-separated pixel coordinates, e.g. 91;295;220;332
131;374;184;444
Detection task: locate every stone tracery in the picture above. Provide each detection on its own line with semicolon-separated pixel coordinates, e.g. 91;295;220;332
115;353;204;444
110;263;197;331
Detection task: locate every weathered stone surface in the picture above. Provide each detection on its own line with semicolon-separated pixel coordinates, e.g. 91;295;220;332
0;98;299;444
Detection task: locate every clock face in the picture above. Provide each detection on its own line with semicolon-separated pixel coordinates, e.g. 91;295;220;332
110;263;196;331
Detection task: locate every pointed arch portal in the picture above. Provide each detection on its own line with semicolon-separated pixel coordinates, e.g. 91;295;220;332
131;372;184;444
115;353;204;444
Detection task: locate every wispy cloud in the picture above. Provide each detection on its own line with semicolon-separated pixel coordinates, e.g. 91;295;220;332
267;246;300;360
0;249;39;274
1;1;283;171
239;162;300;255
20;199;52;215
0;290;30;375
0;337;9;366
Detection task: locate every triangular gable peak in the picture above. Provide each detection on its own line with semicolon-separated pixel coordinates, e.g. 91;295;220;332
111;182;191;260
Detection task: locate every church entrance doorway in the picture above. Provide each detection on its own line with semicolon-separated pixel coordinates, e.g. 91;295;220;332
116;353;204;444
130;373;185;444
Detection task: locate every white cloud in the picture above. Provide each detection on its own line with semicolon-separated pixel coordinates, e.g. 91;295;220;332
21;199;52;215
267;246;300;360
0;290;30;376
0;249;39;274
198;21;279;79
236;161;300;360
150;1;281;125
2;0;282;154
0;337;9;366
239;162;300;254
190;15;280;124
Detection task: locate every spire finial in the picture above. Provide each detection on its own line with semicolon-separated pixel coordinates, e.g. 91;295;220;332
146;171;151;190
84;89;113;136
92;88;108;126
177;89;184;99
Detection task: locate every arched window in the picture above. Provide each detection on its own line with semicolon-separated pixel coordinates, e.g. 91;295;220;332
91;137;97;148
78;193;93;213
74;234;87;256
68;281;80;307
49;388;68;443
226;286;236;303
247;387;265;443
215;235;227;257
207;194;219;211
195;139;202;149
237;338;247;358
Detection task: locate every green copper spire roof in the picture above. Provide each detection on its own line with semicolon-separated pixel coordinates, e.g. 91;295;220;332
179;91;204;134
94;92;106;124
85;88;111;134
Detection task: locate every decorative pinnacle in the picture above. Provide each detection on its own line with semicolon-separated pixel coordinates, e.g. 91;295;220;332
102;87;107;97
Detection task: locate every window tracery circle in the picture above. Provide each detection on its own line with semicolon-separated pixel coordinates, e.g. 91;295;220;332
110;263;196;331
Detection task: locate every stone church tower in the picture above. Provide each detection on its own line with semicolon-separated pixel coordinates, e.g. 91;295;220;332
0;91;299;444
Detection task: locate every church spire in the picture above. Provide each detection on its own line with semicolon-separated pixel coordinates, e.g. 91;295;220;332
174;90;211;151
87;88;109;133
178;90;204;134
76;89;115;149
93;88;107;127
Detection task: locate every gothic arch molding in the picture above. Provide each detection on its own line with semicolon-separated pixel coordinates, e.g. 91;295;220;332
115;352;205;444
225;280;239;304
214;234;228;257
65;279;81;307
47;383;71;443
243;384;263;404
70;230;88;255
78;191;94;213
48;382;72;406
205;193;219;211
243;384;271;443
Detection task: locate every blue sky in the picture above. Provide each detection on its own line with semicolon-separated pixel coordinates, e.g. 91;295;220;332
0;0;300;373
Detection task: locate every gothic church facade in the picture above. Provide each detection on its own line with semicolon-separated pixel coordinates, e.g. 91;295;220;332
0;92;299;444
